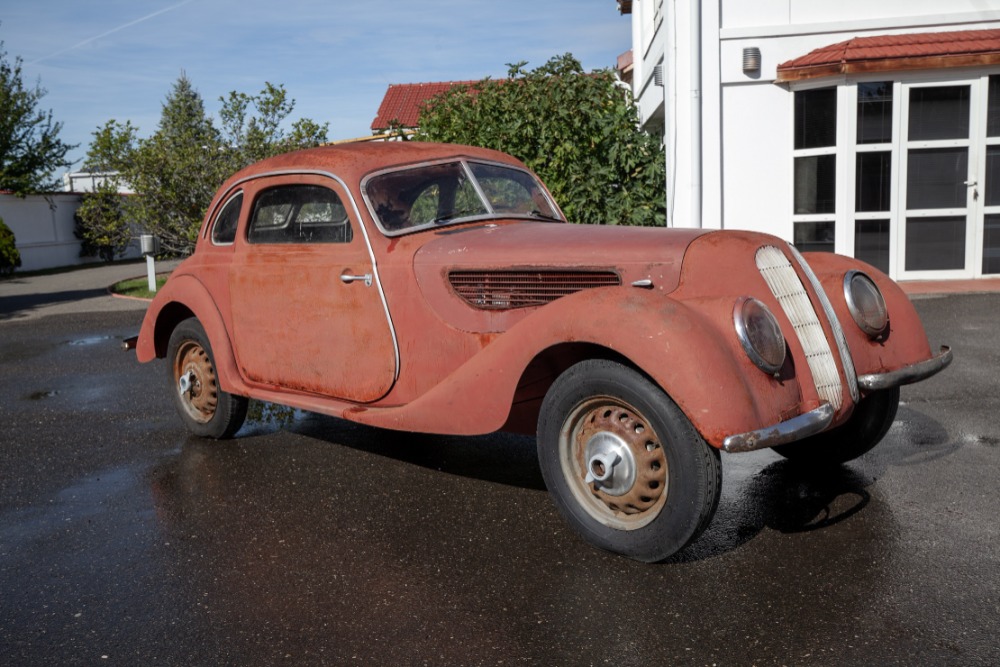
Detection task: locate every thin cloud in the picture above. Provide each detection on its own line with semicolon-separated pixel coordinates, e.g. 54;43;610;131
27;0;197;66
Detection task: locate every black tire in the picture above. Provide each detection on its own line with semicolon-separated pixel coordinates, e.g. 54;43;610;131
537;359;721;562
166;318;248;439
772;387;900;465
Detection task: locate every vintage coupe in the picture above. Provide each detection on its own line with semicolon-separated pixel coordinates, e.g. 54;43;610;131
135;142;951;562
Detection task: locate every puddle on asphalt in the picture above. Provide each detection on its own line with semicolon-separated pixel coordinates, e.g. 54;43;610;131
967;434;999;447
24;389;59;400
66;335;117;346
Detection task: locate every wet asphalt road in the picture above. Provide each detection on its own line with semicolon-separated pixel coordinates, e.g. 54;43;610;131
1;271;998;666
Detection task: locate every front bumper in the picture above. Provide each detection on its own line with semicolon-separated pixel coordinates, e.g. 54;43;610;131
857;345;953;391
722;345;952;453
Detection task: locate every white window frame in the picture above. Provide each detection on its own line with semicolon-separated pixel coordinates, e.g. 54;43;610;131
790;69;1000;280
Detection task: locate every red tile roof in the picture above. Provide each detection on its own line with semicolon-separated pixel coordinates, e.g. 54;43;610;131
617;49;633;72
777;28;1000;81
370;81;478;131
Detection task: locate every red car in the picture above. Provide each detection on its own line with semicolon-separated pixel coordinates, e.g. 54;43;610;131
135;142;951;562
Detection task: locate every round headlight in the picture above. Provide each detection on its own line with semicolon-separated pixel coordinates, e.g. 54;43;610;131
844;270;888;338
734;297;786;375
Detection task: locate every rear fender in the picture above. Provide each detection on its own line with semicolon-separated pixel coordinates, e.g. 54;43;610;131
136;274;247;396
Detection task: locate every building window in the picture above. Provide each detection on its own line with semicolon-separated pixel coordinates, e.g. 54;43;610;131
793;87;837;254
984;75;1000;274
853;82;893;274
791;73;1000;278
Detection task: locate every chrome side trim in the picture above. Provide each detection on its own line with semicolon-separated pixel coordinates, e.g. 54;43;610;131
857;346;953;391
722;403;835;453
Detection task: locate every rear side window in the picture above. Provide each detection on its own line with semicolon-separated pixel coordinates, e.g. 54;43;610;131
247;185;353;244
211;192;243;245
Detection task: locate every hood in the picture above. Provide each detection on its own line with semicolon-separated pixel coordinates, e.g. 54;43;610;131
414;221;709;289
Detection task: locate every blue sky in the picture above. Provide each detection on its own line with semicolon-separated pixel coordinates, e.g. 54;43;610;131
2;0;630;172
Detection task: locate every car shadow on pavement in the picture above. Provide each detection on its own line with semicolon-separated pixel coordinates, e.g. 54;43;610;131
289;412;547;491
668;405;960;563
0;288;110;320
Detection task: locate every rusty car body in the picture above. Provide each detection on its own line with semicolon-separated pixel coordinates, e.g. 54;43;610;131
135;142;951;561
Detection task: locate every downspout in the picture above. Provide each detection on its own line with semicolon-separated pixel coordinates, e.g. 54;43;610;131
690;0;702;229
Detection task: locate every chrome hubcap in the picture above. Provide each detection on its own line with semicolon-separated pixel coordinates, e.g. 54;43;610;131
560;397;669;530
583;431;636;496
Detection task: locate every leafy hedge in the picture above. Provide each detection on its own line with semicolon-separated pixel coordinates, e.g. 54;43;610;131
416;54;666;227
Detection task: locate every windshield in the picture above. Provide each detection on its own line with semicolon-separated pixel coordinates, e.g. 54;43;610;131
363;159;562;235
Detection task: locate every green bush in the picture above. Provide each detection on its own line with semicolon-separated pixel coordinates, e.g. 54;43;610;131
0;216;22;275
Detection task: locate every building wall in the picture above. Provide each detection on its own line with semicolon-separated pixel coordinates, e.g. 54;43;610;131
0;194;141;272
626;0;1000;279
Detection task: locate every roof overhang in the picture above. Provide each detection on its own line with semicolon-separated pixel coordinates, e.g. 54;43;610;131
777;28;1000;82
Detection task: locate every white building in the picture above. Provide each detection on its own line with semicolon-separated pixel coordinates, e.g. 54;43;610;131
618;0;1000;280
62;171;134;194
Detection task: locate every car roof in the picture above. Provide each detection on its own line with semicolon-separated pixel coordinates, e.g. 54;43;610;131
223;141;528;190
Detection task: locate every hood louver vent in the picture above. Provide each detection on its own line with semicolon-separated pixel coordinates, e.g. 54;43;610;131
449;269;621;310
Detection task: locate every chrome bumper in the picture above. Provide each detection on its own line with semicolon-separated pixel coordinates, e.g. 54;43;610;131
723;345;952;454
857;345;952;391
722;403;834;453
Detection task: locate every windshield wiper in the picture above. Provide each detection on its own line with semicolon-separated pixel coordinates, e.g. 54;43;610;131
433;209;482;224
527;210;563;222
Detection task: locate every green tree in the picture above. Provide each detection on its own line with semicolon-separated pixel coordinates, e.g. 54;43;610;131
86;76;329;256
122;74;228;255
416;54;666;227
0;43;75;194
218;82;328;169
75;182;131;262
74;121;137;261
0;215;21;275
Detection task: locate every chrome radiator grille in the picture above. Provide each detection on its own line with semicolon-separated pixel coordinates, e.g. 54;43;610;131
755;245;844;410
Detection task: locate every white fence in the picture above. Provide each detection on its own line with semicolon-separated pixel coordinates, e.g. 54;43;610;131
1;193;141;272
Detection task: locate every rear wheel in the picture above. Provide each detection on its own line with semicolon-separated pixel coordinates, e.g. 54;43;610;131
537;359;721;562
772;387;900;465
167;318;248;439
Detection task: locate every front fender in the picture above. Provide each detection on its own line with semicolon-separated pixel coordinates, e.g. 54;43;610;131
802;252;936;381
349;287;801;446
136;274;246;397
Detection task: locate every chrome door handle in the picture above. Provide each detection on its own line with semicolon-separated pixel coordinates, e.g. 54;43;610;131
340;273;373;287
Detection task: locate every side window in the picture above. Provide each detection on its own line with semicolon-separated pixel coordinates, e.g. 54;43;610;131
211;192;243;245
247;184;353;244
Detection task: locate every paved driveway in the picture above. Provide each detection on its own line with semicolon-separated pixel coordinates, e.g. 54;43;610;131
1;265;997;666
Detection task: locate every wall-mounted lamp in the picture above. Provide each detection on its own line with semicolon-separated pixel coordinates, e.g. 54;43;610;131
742;47;761;75
653;64;664;87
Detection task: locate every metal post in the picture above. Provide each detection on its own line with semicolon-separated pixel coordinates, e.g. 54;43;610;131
146;254;157;293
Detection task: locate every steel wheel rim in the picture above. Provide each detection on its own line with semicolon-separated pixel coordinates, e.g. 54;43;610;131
558;396;668;530
173;340;218;424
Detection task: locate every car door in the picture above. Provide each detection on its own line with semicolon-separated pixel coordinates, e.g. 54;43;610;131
228;174;397;402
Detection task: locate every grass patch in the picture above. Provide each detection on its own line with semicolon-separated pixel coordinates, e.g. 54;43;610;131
111;275;169;299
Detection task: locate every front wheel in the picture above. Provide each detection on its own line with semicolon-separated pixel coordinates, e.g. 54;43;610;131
166;318;248;439
772;387;900;465
537;359;721;562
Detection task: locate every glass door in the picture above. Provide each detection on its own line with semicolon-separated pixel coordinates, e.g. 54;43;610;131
982;76;1000;275
898;81;978;279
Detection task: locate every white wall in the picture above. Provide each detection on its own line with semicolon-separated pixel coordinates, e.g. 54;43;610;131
720;83;790;235
716;8;1000;242
1;194;141;272
722;0;1000;31
627;0;1000;246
